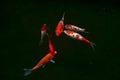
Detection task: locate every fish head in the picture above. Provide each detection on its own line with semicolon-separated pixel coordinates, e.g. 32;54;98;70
41;24;47;31
52;51;57;56
65;24;72;29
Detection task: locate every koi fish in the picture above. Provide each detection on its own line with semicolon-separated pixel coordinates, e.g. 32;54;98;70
39;24;48;46
24;52;56;76
65;24;88;33
63;30;96;50
48;36;57;55
55;12;65;36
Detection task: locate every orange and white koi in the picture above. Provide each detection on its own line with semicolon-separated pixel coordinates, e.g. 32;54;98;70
65;24;88;33
39;24;48;46
55;12;65;36
63;30;96;49
24;52;56;76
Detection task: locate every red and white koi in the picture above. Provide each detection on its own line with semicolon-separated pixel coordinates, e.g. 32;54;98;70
39;24;48;46
65;24;88;33
55;12;65;36
63;30;96;50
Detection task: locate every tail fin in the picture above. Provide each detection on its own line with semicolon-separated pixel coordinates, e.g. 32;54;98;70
24;69;32;76
38;40;43;46
83;30;89;34
80;28;89;33
45;32;49;36
90;42;96;51
62;12;65;21
79;28;89;33
39;32;49;46
39;34;44;46
83;29;89;34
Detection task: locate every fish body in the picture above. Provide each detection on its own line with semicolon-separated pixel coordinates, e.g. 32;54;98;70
65;24;88;33
55;13;65;36
64;30;96;49
24;53;55;76
31;53;54;71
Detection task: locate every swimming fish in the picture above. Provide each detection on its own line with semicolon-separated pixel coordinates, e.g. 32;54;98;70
39;24;48;46
65;24;88;33
55;12;65;36
63;30;96;50
24;36;57;76
24;52;57;76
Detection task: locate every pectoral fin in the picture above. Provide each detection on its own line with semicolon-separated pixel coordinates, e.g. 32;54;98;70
44;32;49;36
50;60;55;63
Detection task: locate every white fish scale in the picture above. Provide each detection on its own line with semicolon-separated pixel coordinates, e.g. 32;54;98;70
69;33;75;38
72;25;84;31
60;20;64;25
41;31;44;33
78;34;83;40
73;32;83;40
41;31;46;36
64;30;68;35
72;25;77;28
72;25;78;29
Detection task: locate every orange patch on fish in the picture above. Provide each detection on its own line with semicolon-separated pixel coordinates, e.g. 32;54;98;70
73;27;79;31
65;30;74;35
82;37;90;43
55;21;64;36
76;35;80;39
32;53;52;70
66;24;72;29
41;24;46;31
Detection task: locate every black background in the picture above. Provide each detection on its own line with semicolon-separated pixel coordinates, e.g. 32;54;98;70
1;0;120;80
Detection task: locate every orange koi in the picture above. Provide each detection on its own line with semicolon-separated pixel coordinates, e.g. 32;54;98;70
24;52;56;76
55;12;65;36
48;36;57;55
